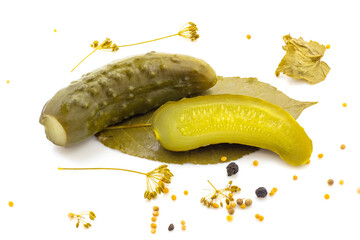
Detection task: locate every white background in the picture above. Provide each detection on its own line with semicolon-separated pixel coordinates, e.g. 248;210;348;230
1;0;359;239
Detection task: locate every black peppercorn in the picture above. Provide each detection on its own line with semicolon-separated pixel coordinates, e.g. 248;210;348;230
255;187;267;198
226;162;239;176
168;223;174;231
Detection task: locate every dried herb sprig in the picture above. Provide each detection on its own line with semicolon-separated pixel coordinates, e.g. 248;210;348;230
200;180;240;208
71;22;199;72
58;165;173;200
68;211;96;229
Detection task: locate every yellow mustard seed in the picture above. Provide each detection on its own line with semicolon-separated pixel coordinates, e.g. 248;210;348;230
151;217;157;222
153;211;159;217
269;191;275;196
357;188;360;194
272;187;278;192
230;201;237;208
293;175;298;181
151;228;156;234
318;153;324;159
226;215;233;222
253;160;259;166
340;144;346;150
151;223;157;228
226;204;231;210
255;214;260;219
171;195;177;201
153;206;159;211
181;220;186;225
6;80;10;84
339;180;344;185
184;190;188;195
326;44;330;49
306;160;311;164
258;215;264;221
240;204;246;209
221;156;227;162
342;103;347;107
163;187;169;194
247;34;251;39
8;201;14;207
324;194;330;199
181;225;186;231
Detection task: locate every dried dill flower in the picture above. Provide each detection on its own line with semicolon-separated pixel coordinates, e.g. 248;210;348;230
71;22;199;72
68;211;96;229
58;164;173;200
200;180;241;208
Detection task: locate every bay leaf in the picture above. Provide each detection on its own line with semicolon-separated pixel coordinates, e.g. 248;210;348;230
275;34;330;84
96;77;316;164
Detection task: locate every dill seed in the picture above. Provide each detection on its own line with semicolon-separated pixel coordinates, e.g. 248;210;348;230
226;215;233;222
245;199;252;206
324;194;330;199
221;156;227;162
236;198;243;205
168;223;174;231
213;203;219;208
171;195;177;201
8;201;14;207
327;179;334;186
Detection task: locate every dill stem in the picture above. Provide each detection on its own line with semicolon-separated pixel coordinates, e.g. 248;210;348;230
105;123;152;130
71;47;99;72
207;180;218;191
117;33;179;48
58;167;147;176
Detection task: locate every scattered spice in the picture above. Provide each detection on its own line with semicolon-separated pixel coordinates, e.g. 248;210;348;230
151;217;157;222
327;179;334;186
153;206;159;211
54;29;57;32
340;144;346;150
293;175;298;181
269;187;278;196
163;187;169;194
221;156;228;162
213;203;220;208
318;153;324;159
68;211;96;229
255;214;260;219
226;215;233;222
306;160;311;164
171;195;177;201
236;198;243;205
226;162;239;176
181;220;186;225
200;180;240;208
324;194;330;200
240;204;246;209
326;44;330;49
230;201;237;208
59;165;173;200
168;223;174;231
247;34;251;40
228;208;235;215
151;223;157;228
245;199;252;206
151;228;156;234
258;215;264;221
255;187;267;198
8;201;14;207
153;211;159;217
184;190;189;195
357;188;360;194
342;103;347;107
181;225;187;231
71;22;199;72
339;180;344;185
253;160;259;166
6;80;10;84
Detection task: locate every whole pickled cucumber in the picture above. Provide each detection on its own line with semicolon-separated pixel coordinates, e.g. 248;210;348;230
152;94;312;165
40;52;217;146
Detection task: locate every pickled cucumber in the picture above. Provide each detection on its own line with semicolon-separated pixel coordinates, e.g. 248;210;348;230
40;52;217;146
151;94;312;165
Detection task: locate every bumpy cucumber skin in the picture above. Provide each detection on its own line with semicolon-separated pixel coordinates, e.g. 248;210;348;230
152;94;312;166
40;52;217;146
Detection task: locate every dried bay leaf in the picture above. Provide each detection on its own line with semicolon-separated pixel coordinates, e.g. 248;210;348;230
96;77;316;164
275;34;330;84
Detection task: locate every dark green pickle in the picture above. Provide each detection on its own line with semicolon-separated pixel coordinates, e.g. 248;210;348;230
40;52;217;146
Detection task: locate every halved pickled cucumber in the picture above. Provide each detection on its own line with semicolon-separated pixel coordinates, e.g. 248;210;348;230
40;52;217;146
151;94;312;165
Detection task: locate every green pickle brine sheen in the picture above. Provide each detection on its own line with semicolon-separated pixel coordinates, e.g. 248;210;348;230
40;52;217;146
152;94;312;165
